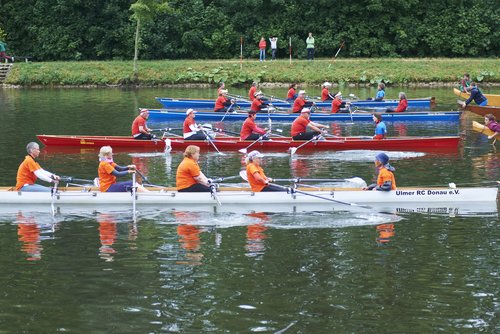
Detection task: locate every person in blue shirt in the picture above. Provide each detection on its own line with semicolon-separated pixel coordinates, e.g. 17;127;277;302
374;83;385;101
462;82;488;107
372;113;387;139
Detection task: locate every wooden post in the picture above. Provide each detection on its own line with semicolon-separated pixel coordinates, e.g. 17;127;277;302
289;37;292;65
240;37;243;70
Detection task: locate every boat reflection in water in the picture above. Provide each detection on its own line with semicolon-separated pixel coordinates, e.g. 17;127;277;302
15;212;57;262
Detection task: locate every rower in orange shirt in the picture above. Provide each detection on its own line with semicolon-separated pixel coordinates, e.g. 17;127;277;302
98;146;148;192
292;90;315;113
131;108;154;140
16;142;60;192
245;150;284;192
321;82;335;101
183;109;208;140
240;111;269;140
248;82;258;101
214;89;235;112
363;153;396;191
176;145;211;192
286;83;298;102
217;82;225;95
250;91;271;112
331;92;346;113
291;108;329;140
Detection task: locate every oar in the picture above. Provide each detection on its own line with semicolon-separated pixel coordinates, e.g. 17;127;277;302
220;103;236;122
238;132;269;154
347;103;354;124
209;175;242;183
151;127;182;132
60;176;95;184
51;181;59;216
271;177;367;187
200;128;226;155
239;170;371;209
215;128;240;136
289;134;322;155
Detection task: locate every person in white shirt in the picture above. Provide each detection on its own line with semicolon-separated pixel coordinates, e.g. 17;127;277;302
269;37;278;61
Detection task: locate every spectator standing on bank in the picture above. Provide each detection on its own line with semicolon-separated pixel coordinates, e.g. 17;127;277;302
0;40;13;63
259;37;266;62
269;36;278;61
306;33;315;61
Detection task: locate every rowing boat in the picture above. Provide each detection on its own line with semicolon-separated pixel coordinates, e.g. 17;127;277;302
472;121;499;139
37;135;461;153
0;186;496;215
155;97;436;110
453;88;500;107
464;104;500;118
147;109;461;123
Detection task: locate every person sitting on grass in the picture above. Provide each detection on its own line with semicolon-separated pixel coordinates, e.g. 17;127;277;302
363;153;396;191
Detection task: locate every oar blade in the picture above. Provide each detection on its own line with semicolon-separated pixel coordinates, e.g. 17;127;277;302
289;147;298;155
238;148;247;154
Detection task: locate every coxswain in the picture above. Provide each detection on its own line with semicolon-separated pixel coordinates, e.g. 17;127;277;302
321;82;335;101
374;83;385;101
176;145;211;192
97;146;148;192
372;113;387;139
292;90;315;113
132;108;154;140
331;92;346;113
460;82;488;107
286;83;298;102
363;153;396;191
214;89;235;112
183;109;207;140
250;91;271;112
291;108;329;140
245;150;284;192
15;142;60;192
386;92;408;112
248;82;258;101
240;111;269;141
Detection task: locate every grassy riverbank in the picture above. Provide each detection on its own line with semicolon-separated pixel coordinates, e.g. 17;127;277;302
4;58;499;87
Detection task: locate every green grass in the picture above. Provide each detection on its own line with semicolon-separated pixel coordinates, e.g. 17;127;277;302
5;58;499;87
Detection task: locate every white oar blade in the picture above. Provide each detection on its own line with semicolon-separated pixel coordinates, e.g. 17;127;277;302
289;147;297;155
238;148;247;154
239;170;248;181
345;177;367;188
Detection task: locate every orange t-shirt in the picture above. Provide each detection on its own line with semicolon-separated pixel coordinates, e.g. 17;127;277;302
287;88;296;100
98;161;118;192
16;155;43;190
321;88;330;101
131;115;146;136
331;98;342;113
183;117;196;135
291;116;310;137
377;167;397;190
251;99;263;112
214;96;228;110
249;86;257;101
292;98;306;113
176;157;201;190
240;117;266;140
246;162;267;192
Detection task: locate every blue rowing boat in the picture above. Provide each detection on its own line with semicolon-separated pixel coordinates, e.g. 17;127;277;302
155;96;435;110
147;109;461;122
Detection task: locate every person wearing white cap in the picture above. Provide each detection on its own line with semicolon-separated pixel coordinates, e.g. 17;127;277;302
250;91;271;112
363;152;396;191
321;82;335;101
214;89;235;112
183;109;207;140
132;108;154;140
331;92;346;114
292;90;315;113
245;151;284;192
291;108;328;140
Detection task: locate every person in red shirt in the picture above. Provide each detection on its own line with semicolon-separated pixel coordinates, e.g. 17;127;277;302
321;82;335;101
98;146;148;192
176;145;211;192
250;91;271;112
245;150;284;192
240;111;269;140
217;82;225;95
386;92;408;113
258;37;266;61
214;89;235;112
16;142;60;192
291;108;329;140
183;109;207;140
292;90;315;113
363;153;396;191
286;83;297;102
131;109;154;140
248;82;258;101
331;92;346;113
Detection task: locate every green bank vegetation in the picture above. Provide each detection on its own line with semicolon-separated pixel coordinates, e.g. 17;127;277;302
4;58;499;87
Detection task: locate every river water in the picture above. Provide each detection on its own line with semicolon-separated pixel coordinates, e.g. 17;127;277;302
0;86;498;333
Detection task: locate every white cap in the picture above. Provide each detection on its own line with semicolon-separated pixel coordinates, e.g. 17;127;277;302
247;150;264;159
254;90;263;97
186;108;196;115
298;90;306;95
139;108;149;114
323;82;332;87
301;108;311;113
220;89;228;94
334;91;342;98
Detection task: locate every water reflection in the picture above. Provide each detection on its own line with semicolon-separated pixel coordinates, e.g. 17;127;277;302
376;223;395;245
16;212;57;262
97;214;117;262
245;212;270;257
173;211;205;265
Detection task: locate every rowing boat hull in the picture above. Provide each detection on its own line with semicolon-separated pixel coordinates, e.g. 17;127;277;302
453;88;500;107
147;109;461;123
472;121;499;139
37;135;461;153
155;97;435;110
465;105;500;118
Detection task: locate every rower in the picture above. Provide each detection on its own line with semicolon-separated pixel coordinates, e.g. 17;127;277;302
372;113;387;139
176;145;211;192
331;91;346;113
183;109;207;140
245;150;284;192
291;108;329;140
248;82;258;101
484;114;500;139
132;108;154;140
15;142;60;192
98;146;148;192
321;82;335;101
286;83;298;102
217;82;225;95
250;91;271;113
214;89;235;113
363;153;396;191
240;111;269;141
292;90;315;113
374;83;385;101
386;92;408;113
461;82;488;107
